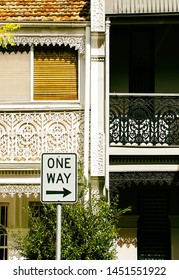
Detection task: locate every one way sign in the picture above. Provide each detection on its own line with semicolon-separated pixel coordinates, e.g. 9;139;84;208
41;153;77;203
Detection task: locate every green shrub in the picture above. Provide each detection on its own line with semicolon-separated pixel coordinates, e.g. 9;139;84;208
14;177;130;260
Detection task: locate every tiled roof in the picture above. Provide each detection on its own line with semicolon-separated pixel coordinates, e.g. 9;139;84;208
0;0;90;21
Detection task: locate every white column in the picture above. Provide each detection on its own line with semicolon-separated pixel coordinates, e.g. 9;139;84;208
105;19;110;199
30;45;34;101
84;26;91;181
90;32;105;178
90;0;105;194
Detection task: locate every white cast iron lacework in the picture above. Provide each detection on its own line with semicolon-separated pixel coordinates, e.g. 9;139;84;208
91;0;105;32
13;36;85;54
0;111;84;162
91;132;105;176
0;185;40;198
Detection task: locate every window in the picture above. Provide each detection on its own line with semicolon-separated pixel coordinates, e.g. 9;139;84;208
34;45;78;101
0;44;78;102
0;205;8;260
0;45;30;101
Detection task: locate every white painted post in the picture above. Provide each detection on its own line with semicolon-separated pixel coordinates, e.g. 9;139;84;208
56;204;61;260
30;45;34;101
105;19;110;200
84;25;91;181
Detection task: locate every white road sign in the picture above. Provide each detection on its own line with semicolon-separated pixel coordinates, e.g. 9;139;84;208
41;153;77;203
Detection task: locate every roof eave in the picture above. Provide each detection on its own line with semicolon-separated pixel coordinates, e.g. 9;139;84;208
0;20;90;28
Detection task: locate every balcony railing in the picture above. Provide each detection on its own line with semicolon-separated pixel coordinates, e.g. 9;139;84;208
110;94;179;146
0;111;84;162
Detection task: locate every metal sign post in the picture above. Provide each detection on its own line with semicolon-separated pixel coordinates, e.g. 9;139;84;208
56;204;61;260
41;153;77;260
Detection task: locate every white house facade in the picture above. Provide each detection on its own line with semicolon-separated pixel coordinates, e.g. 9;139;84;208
0;0;90;260
0;0;179;260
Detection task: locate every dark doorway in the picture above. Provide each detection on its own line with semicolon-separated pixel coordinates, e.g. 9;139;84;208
137;186;171;260
129;29;155;93
109;172;174;260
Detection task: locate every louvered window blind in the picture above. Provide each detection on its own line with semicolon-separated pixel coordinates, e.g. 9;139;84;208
34;45;78;101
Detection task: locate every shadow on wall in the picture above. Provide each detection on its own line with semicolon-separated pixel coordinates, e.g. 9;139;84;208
79;0;90;20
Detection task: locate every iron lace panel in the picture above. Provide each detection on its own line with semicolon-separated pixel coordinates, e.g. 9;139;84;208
110;95;179;146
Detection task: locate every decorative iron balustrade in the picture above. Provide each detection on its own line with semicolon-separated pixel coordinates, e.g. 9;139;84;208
0;111;84;162
110;95;179;146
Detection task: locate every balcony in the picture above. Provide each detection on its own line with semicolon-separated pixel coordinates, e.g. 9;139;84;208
110;94;179;147
0;110;84;163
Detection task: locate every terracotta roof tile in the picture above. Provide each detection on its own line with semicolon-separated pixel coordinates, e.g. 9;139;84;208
0;0;90;21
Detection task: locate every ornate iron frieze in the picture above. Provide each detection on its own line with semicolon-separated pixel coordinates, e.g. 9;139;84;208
0;185;40;198
109;172;179;192
117;237;137;248
110;96;179;146
13;36;85;53
0;111;84;162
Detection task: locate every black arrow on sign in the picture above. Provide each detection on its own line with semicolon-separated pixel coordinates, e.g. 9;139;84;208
46;187;71;197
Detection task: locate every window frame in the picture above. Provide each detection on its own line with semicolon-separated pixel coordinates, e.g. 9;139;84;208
30;45;81;104
0;204;8;260
0;44;82;110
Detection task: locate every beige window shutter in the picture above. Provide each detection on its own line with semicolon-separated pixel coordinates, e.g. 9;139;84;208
0;51;30;101
34;45;78;100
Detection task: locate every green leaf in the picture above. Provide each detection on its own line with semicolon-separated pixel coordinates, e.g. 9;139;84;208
0;24;20;48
